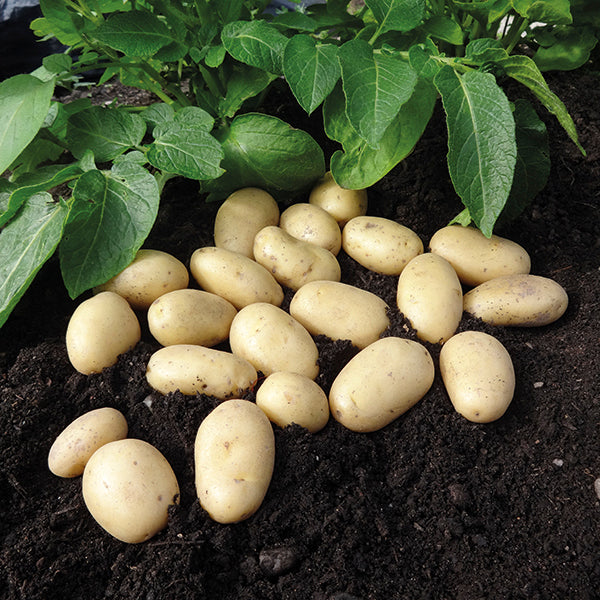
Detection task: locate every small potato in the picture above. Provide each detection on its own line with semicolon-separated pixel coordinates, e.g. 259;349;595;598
397;253;463;344
253;226;341;291
146;344;257;398
440;331;515;423
148;289;237;347
229;303;319;379
66;291;141;375
94;249;189;310
329;337;434;432
429;225;531;286
82;439;179;543
195;399;275;523
308;171;367;227
342;216;423;275
279;202;342;255
289;280;389;349
214;187;279;257
256;371;329;433
463;274;568;326
190;246;284;309
48;407;128;478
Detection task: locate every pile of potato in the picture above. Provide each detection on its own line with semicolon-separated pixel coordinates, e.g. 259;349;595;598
51;173;569;542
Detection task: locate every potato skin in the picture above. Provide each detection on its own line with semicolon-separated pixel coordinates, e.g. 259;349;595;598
309;171;367;227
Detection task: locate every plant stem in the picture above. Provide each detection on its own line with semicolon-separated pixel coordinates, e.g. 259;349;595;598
503;16;529;54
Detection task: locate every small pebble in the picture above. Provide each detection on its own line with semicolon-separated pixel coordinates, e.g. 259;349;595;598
533;382;544;389
259;545;299;577
552;459;564;467
594;478;600;500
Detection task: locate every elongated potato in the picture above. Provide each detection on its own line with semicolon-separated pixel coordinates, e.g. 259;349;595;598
289;280;389;349
195;399;275;523
308;171;367;227
329;337;434;432
429;225;531;286
440;331;515;422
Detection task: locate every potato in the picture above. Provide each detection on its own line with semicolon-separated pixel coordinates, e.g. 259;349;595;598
342;216;423;275
279;202;342;255
396;253;463;344
214;187;279;257
253;226;341;291
463;274;569;326
440;331;515;423
256;371;329;433
66;291;141;375
94;249;189;310
229;303;319;379
190;246;284;309
329;337;434;432
148;289;236;347
429;225;531;286
195;399;275;523
289;280;389;349
48;407;128;478
146;344;257;398
308;171;367;227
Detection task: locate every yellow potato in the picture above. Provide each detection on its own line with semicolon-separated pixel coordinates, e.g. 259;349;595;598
82;438;179;543
195;399;275;523
429;225;531;286
396;253;463;344
308;171;367;227
146;344;257;398
329;337;434;432
279;202;342;255
66;291;141;375
214;187;280;257
463;274;568;326
342;216;423;275
440;331;515;423
94;249;189;310
190;246;284;309
256;371;329;433
229;303;319;379
48;407;128;478
148;289;237;347
253;226;341;291
289;280;389;349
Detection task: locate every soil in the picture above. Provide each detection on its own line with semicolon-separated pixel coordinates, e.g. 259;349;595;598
1;67;599;600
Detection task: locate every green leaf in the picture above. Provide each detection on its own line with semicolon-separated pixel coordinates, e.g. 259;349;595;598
512;0;572;24
141;103;176;134
32;0;83;46
205;45;227;68
0;74;55;176
218;67;277;118
60;162;160;298
421;15;464;45
272;10;319;32
42;53;73;74
451;0;511;24
434;66;517;237
533;26;598;71
365;0;426;34
408;41;442;80
0;193;68;328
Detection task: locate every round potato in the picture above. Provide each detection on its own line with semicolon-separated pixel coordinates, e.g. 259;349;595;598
329;337;434;432
148;289;237;347
463;274;568;326
94;249;189;310
66;291;141;375
397;253;463;344
229;303;319;379
289;280;389;349
256;371;329;433
48;407;128;478
253;226;341;291
342;216;423;275
82;438;179;543
146;344;257;398
195;399;275;523
214;187;279;257
308;171;367;227
440;331;515;423
429;225;531;286
190;246;284;309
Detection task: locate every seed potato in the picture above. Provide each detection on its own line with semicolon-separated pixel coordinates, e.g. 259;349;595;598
66;291;141;375
146;344;257;398
329;337;434;432
48;407;128;478
195;399;275;523
440;331;515;423
82;438;180;544
308;171;367;227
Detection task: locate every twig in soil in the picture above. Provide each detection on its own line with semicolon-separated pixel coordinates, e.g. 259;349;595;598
6;471;27;498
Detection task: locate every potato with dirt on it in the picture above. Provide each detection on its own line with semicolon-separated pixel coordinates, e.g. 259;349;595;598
308;171;367;227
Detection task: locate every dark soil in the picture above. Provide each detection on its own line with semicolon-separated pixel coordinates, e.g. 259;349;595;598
1;68;599;600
